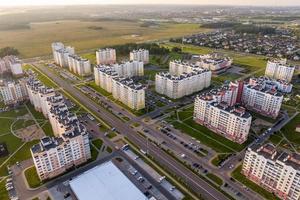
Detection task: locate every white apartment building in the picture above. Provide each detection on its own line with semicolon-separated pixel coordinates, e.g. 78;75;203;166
130;49;149;64
67;55;91;76
194;95;251;144
112;77;145;110
52;42;75;68
31;130;91;181
113;61;144;77
242;80;283;118
26;77;55;118
48;103;80;137
249;76;293;93
265;59;295;82
155;69;211;99
243;143;300;200
0;80;28;105
0;56;23;76
94;66;145;110
96;48;116;65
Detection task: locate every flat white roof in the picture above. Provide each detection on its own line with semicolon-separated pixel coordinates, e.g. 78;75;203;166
70;161;148;200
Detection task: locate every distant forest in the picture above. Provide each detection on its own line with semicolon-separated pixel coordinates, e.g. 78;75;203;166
0;47;19;58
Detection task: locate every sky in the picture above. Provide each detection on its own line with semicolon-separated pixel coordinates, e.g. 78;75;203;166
0;0;300;6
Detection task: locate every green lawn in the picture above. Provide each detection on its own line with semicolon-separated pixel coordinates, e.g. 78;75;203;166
206;173;223;186
0;178;9;200
232;165;280;200
280;114;300;145
41;121;54;137
169;110;249;153
106;146;113;153
90;145;99;161
81;52;96;64
107;132;117;139
12;119;35;131
86;82;111;97
24;166;42;188
162;42;267;73
211;154;232;167
92;139;103;150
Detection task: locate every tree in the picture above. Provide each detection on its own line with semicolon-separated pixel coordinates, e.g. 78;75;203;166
0;47;19;58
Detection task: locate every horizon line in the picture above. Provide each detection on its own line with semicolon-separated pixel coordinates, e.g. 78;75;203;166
1;3;300;8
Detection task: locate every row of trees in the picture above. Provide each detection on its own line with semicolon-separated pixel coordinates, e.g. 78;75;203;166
0;47;19;58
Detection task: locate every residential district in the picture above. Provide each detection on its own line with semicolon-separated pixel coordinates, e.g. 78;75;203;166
0;33;299;200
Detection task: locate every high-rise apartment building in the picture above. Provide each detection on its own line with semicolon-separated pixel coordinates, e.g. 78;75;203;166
27;76;91;181
0;79;28;105
96;48;116;65
0;56;23;76
31;130;90;181
112;61;144;77
242;143;300;200
67;55;91;76
112;77;145;110
130;49;149;64
155;66;211;99
242;79;283;118
94;66;145;110
265;59;295;82
194;94;251;144
52;42;75;68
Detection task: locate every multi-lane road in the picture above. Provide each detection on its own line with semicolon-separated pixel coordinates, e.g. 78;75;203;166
31;63;230;200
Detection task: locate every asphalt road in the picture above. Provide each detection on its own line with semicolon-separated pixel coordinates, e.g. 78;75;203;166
32;63;229;200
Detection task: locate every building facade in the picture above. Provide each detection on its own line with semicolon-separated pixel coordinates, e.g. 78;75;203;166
28;77;91;181
242;143;300;200
130;49;149;64
67;55;92;76
265;59;295;83
31;131;91;181
52;42;75;68
194;94;251;144
155;69;211;99
0;79;28;105
94;66;145;110
242;80;283;118
96;48;116;65
112;77;145;110
0;56;23;76
113;61;144;77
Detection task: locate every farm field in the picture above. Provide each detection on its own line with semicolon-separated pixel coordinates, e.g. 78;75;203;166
0;20;208;58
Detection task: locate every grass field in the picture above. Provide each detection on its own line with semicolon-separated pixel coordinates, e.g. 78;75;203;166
162;42;268;73
0;106;47;177
0;20;208;58
267;114;300;152
24;166;42;188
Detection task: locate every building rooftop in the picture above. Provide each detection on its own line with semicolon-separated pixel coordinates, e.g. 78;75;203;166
70;161;148;200
249;143;300;171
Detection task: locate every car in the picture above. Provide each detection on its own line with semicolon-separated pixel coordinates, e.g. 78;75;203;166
64;193;71;198
147;185;153;190
131;170;138;175
122;144;129;151
6;186;13;191
170;186;175;191
137;177;144;182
